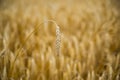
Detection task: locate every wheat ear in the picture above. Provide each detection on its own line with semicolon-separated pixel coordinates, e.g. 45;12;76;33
56;25;61;56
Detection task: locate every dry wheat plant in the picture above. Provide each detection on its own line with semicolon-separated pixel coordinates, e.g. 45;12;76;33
0;0;120;80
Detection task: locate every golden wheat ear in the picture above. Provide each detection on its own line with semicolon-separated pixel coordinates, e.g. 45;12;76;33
56;25;61;56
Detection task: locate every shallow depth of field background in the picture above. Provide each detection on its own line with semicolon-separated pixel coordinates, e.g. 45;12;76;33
0;0;120;80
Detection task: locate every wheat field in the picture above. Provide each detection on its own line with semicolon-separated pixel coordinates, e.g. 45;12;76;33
0;0;120;80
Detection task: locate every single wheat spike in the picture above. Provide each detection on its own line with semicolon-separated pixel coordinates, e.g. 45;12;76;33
56;25;61;56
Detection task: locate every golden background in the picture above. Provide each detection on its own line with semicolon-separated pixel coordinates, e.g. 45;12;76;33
0;0;120;80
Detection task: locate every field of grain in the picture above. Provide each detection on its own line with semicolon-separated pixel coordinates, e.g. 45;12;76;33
0;0;120;80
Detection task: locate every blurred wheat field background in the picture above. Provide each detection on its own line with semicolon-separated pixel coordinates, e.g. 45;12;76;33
0;0;120;80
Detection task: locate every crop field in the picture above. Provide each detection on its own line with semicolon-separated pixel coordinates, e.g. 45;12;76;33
0;0;120;80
